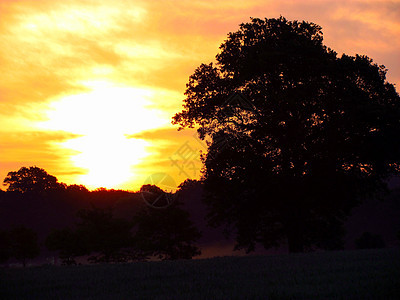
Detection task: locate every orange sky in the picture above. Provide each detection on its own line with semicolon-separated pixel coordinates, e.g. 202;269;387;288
0;0;399;191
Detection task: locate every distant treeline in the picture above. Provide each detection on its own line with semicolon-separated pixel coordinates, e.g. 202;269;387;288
1;166;399;267
0;167;201;266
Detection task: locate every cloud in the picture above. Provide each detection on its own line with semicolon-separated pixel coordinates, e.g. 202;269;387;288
128;127;205;187
0;1;145;108
3;0;397;108
0;0;398;189
0;131;83;184
128;127;197;142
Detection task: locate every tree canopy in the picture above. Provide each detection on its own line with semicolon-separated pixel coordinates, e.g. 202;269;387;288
134;185;201;260
46;207;137;264
3;166;64;193
75;207;135;263
173;17;400;252
45;228;86;265
355;232;385;250
9;226;40;267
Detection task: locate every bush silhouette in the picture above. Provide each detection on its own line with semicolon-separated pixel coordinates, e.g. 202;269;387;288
355;232;385;249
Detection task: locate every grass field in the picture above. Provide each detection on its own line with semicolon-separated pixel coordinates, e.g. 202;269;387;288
1;248;399;299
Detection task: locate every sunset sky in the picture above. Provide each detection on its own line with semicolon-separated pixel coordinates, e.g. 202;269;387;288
0;0;399;191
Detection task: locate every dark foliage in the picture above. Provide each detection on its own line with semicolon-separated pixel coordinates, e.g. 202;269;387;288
75;207;135;263
9;226;40;267
140;184;174;208
46;207;138;264
45;192;201;263
133;185;201;260
173;17;400;253
0;229;11;263
355;232;386;249
3;166;65;194
45;228;86;265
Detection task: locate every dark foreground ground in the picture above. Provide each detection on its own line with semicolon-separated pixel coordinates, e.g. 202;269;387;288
1;248;399;299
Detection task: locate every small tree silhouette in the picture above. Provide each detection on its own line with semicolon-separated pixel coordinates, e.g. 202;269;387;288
45;228;85;265
75;207;134;263
9;226;40;267
133;190;201;260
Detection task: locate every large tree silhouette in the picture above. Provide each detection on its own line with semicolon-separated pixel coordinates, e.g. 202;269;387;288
173;17;400;252
3;166;64;194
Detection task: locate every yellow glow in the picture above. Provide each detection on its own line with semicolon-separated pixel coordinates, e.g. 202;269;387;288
0;0;398;192
19;4;145;34
39;81;168;189
64;135;148;190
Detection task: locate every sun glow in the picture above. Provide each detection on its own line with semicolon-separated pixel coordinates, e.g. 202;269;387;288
39;81;168;190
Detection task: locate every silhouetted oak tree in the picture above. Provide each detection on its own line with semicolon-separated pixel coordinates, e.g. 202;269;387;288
173;17;400;252
3;166;64;194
